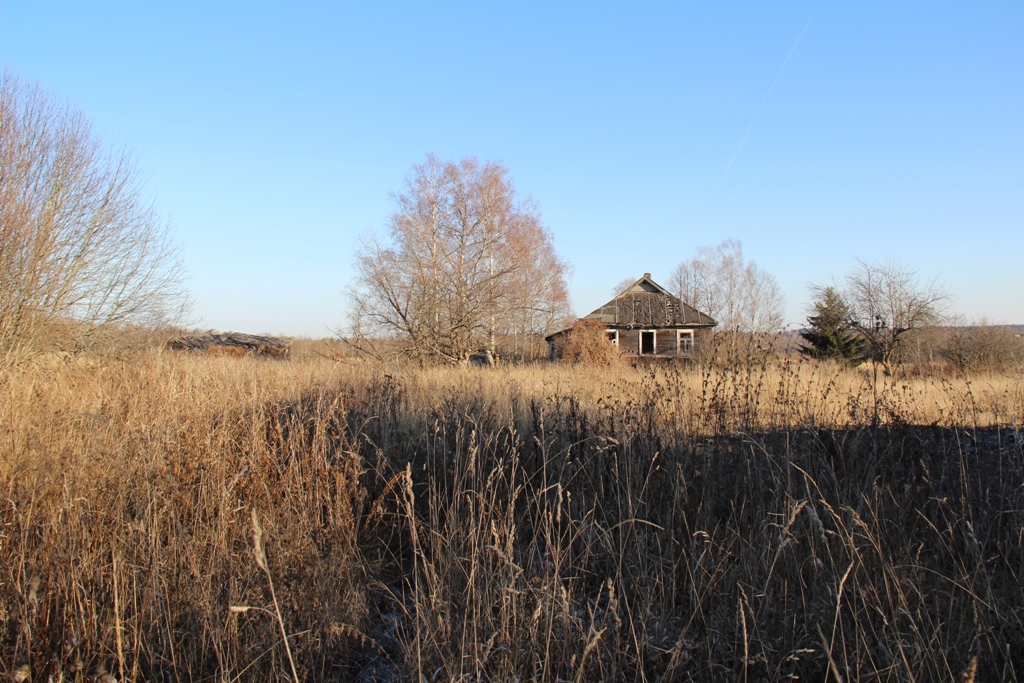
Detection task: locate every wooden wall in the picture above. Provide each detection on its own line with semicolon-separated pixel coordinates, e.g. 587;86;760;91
618;329;639;354
612;328;696;356
656;330;677;356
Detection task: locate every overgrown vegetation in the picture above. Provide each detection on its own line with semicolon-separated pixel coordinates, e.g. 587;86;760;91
1;348;1022;681
551;318;620;366
941;322;1024;375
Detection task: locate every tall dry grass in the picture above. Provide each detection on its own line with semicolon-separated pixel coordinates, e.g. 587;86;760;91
1;349;1022;681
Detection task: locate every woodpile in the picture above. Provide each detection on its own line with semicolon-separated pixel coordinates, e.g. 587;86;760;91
468;350;496;366
167;331;291;359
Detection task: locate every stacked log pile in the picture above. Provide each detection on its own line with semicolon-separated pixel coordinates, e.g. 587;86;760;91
167;331;291;358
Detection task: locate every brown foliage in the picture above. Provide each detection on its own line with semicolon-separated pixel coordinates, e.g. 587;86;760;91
207;344;247;357
553;319;620;365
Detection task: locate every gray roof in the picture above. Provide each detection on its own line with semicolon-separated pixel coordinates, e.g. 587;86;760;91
582;275;717;328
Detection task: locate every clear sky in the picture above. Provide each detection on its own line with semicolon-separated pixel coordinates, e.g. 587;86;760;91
2;2;1022;335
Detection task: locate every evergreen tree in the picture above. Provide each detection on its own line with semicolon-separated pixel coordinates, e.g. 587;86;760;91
800;287;864;362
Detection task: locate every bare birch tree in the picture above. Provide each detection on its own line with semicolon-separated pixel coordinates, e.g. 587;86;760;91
611;276;637;297
349;155;571;362
670;239;784;332
0;72;190;358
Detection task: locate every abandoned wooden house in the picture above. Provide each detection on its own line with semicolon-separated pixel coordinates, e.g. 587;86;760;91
546;273;717;359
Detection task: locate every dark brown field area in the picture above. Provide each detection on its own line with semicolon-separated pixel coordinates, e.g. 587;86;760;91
1;349;1022;682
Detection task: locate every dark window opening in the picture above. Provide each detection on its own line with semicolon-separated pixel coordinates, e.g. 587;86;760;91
640;331;655;355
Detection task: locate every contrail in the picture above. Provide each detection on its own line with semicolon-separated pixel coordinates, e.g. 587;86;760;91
725;3;820;174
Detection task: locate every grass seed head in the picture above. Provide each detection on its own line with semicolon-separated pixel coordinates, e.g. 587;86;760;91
251;508;268;571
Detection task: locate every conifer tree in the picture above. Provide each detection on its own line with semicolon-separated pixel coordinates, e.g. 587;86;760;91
799;287;864;362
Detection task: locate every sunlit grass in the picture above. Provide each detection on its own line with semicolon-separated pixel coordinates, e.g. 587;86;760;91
1;349;1021;681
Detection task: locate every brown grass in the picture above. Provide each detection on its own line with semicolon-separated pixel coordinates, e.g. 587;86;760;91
1;348;1022;681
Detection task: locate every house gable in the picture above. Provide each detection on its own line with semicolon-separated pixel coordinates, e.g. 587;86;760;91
582;273;716;329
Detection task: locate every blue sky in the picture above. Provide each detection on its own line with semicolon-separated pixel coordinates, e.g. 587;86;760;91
2;2;1021;335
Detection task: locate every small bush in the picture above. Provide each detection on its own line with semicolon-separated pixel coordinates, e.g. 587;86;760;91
553;319;620;365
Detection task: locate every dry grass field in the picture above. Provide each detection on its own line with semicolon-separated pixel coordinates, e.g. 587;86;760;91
1;347;1022;681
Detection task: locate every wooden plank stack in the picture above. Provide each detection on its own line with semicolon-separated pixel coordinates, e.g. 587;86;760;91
167;331;291;358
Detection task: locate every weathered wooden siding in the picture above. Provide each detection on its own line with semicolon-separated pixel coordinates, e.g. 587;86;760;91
618;329;639;355
656;330;677;355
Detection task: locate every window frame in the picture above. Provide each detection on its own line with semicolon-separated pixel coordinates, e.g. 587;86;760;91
677;330;694;356
639;329;656;355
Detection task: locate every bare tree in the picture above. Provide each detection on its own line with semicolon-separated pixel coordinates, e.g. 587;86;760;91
349;154;572;362
744;265;786;333
670;239;784;332
843;257;949;371
611;276;637;298
0;72;190;359
497;228;573;359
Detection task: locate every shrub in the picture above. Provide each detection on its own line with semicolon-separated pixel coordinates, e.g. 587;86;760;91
942;323;1024;374
553;319;620;365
